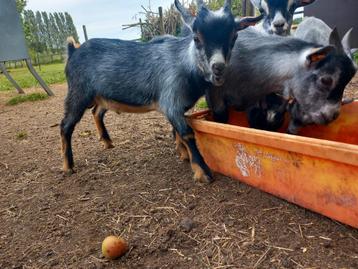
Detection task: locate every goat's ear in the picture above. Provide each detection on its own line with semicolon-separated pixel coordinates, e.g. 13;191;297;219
296;0;316;7
196;0;205;10
305;46;335;67
235;14;264;31
175;0;195;31
342;28;354;59
329;27;344;51
223;0;232;12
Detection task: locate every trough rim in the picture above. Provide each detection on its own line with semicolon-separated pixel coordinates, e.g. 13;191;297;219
188;110;358;168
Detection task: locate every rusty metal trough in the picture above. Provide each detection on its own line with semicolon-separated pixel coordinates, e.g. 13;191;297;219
188;102;358;228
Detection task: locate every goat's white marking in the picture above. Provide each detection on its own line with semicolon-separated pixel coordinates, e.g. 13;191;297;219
299;48;316;67
261;0;269;14
266;110;277;123
271;11;289;32
187;40;197;69
212;7;226;18
209;49;225;67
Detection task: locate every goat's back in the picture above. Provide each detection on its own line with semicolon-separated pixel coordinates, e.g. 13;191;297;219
294;17;331;45
219;28;313;108
64;37;191;103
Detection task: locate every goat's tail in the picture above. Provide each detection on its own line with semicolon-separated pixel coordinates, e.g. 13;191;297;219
67;36;80;59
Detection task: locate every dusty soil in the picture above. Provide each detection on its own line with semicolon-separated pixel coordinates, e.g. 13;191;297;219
0;78;357;269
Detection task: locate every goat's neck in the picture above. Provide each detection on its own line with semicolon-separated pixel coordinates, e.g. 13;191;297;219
182;39;200;73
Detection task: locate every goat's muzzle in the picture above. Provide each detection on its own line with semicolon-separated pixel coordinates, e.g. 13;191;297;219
211;62;226;86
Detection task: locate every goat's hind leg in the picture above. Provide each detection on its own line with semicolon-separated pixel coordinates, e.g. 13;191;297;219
60;92;90;174
92;105;114;149
60;102;87;174
174;131;189;161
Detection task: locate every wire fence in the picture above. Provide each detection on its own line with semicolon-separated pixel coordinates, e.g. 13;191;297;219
3;53;65;69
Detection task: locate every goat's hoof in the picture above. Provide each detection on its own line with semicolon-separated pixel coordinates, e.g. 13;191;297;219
63;168;75;176
194;173;214;184
179;153;189;162
103;141;114;149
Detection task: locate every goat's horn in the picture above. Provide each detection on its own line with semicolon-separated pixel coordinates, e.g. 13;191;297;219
224;0;232;10
197;0;205;9
342;28;354;59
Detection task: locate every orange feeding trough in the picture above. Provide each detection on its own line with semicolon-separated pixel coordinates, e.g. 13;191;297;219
188;101;358;228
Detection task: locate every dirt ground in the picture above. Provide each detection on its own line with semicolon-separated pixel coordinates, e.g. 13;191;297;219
0;77;357;269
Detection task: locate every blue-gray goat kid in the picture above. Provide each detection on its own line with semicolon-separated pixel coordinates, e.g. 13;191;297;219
251;0;316;36
60;0;262;182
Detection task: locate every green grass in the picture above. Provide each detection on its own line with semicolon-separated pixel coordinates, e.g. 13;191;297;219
354;51;358;65
196;98;208;109
6;92;49;106
0;63;66;92
16;131;28;140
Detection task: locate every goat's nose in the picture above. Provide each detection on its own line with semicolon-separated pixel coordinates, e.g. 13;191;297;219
333;111;339;120
273;21;285;29
212;63;225;76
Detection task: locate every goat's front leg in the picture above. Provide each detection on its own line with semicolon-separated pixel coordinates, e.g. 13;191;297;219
205;89;229;123
287;120;301;135
167;111;213;183
287;102;303;135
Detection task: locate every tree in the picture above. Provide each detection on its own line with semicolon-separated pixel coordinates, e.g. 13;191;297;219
49;13;61;52
41;12;54;52
35;11;47;52
16;0;27;14
205;0;243;16
54;12;66;49
64;12;79;41
135;0;244;41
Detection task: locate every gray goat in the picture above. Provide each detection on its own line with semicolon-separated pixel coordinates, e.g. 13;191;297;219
245;0;317;131
206;27;357;134
288;17;358;132
250;0;316;36
60;0;262;183
295;17;357;60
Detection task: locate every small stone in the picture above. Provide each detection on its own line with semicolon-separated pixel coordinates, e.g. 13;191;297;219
187;203;196;210
180;217;195;232
206;249;214;258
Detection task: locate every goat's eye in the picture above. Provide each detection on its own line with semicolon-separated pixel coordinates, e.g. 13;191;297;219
194;35;201;44
320;76;333;87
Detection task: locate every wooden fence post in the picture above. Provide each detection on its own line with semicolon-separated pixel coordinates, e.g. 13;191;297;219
242;0;247;16
248;1;255;16
158;6;165;35
82;25;88;41
139;18;143;39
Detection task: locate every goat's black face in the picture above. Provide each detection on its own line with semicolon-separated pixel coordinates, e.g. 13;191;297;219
175;0;262;86
262;0;294;36
192;8;237;86
252;0;316;36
